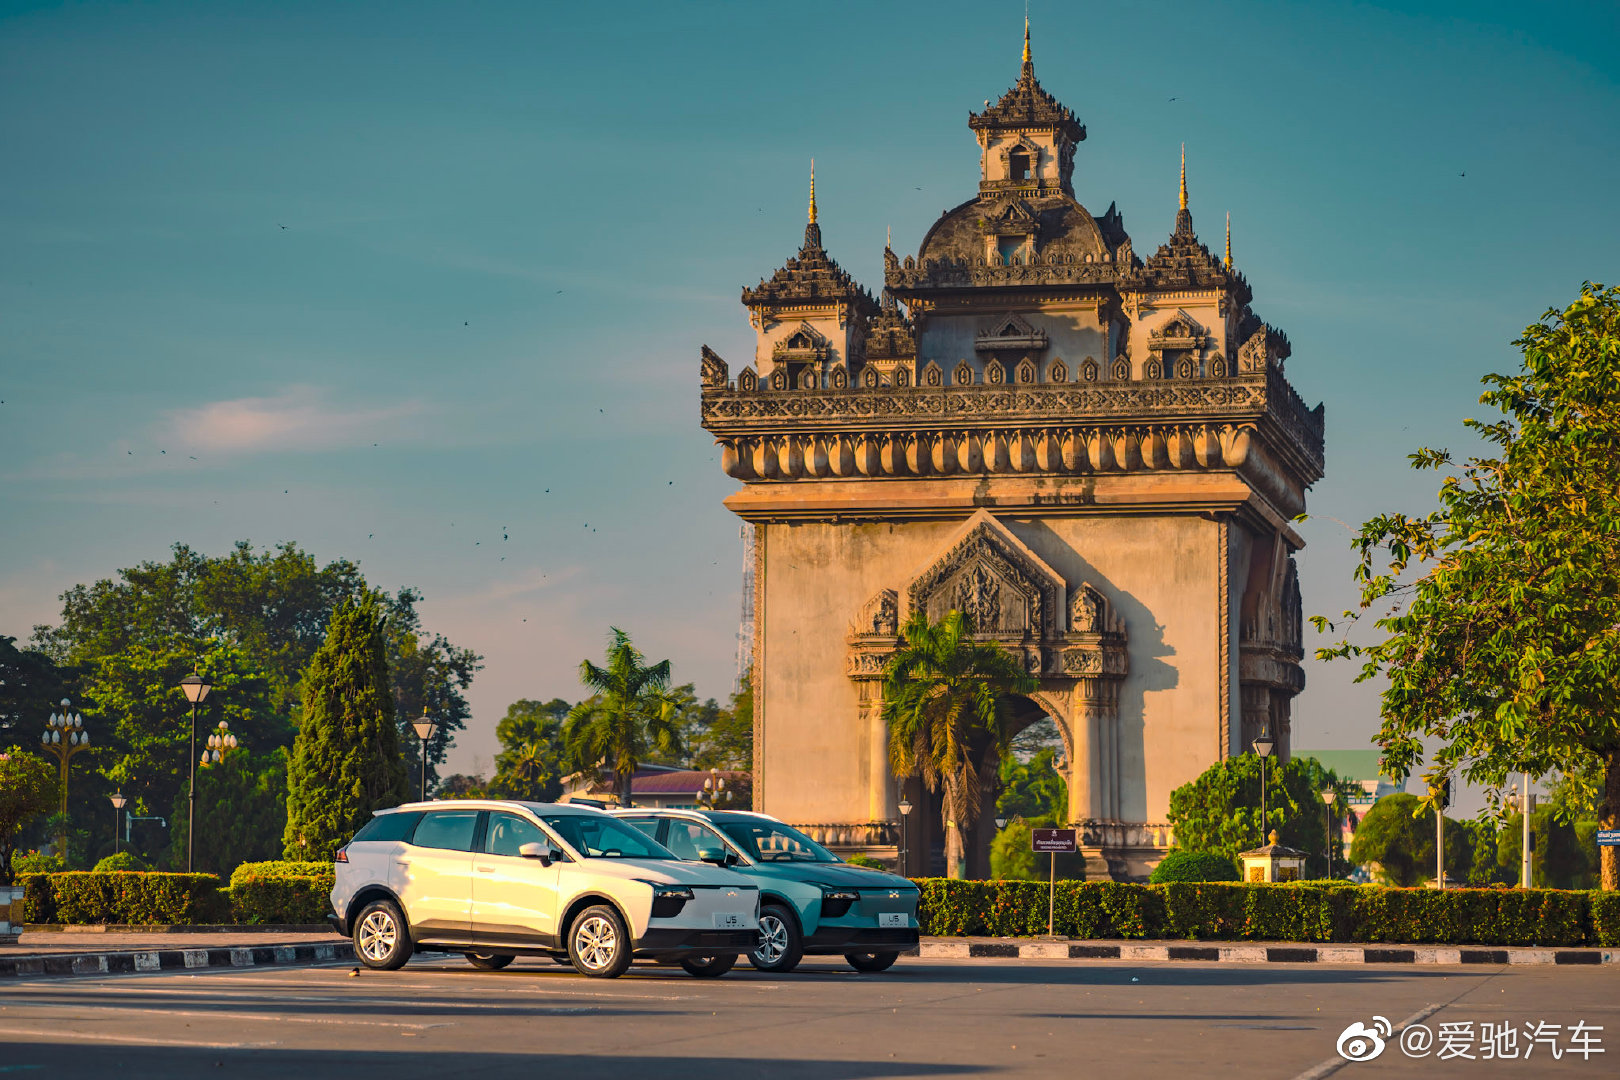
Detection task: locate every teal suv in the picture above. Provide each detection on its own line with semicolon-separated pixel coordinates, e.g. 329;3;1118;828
612;809;919;974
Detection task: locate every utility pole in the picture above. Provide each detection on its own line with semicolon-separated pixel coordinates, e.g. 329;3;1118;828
1520;774;1535;888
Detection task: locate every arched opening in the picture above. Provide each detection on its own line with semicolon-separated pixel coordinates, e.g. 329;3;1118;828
1008;148;1031;182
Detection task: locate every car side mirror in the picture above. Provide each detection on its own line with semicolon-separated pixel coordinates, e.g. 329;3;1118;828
724;851;742;867
518;841;554;867
697;847;728;866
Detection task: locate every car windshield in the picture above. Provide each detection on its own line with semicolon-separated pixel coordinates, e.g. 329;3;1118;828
717;819;839;863
541;814;676;859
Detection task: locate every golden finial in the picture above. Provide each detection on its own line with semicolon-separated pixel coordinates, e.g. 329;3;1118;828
808;159;817;225
1022;14;1031;64
1224;212;1232;268
886;225;892;250
1179;143;1188;211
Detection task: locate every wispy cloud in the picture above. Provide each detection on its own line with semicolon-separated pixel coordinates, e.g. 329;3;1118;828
163;386;426;454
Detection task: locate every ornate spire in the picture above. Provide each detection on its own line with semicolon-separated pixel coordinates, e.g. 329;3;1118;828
1173;144;1194;238
1224;212;1232;268
1179;143;1187;211
808;159;817;225
1022;15;1031;67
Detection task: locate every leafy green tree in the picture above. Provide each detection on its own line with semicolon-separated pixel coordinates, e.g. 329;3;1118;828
562;629;680;807
1167;755;1355;876
488;698;570;801
882;610;1037;879
677;674;755;771
387;588;482;797
997;747;1068;824
170;749;289;875
81;639;275;868
283;596;407;859
1465;819;1513;886
0;635;74;744
437;774;489;799
989;815;1086;881
1313;284;1620;890
1347;793;1472;886
0;749;58;886
1495;806;1598;889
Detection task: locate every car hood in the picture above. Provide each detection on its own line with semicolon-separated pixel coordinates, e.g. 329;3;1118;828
752;862;917;890
582;857;756;888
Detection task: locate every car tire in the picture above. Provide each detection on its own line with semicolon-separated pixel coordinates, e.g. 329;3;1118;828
749;903;803;974
353;898;412;971
567;904;633;978
845;950;900;973
465;952;515;971
680;953;737;978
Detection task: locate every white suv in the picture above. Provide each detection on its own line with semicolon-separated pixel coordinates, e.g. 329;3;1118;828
329;800;760;978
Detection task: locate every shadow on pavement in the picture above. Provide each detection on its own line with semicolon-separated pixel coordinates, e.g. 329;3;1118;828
0;1047;990;1080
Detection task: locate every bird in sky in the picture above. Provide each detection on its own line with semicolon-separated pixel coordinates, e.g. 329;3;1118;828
188;455;197;460
279;224;287;230
1168;97;1178;102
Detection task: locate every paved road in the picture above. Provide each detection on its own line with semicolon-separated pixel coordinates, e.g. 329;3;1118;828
1;953;1614;1078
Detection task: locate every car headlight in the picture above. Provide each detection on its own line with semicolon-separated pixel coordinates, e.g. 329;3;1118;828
646;883;694;919
816;885;859;919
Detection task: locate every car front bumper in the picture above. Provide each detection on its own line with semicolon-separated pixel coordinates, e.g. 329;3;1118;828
803;926;919;953
635;928;758;956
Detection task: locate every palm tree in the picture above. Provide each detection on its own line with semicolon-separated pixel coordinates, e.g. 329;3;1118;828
882;609;1037;879
563;628;680;807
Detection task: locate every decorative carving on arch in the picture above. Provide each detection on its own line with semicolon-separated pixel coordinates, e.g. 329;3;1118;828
851;587;899;638
830;366;848;389
770;368;788;391
1015;356;1038;384
1081;357;1099;382
861;366;880;388
921;361;943;387
985;358;1007;385
1048;358;1068;384
700;346;728;390
772;322;832;364
904;510;1063;640
975;311;1048;354
953;361;975;386
1111;356;1130;381
736;366;758;392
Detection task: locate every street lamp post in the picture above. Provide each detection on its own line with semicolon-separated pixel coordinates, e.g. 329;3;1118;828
1321;789;1337;880
178;673;213;873
41;698;92;859
699;769;732;809
110;792;127;855
411;708;438;802
1252;729;1275;847
897;794;913;877
203;720;237;767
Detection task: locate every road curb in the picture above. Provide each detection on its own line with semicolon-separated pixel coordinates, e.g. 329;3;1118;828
0;941;355;979
916;940;1619;966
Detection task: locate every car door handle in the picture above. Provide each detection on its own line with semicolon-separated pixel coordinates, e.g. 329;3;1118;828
476;866;494;873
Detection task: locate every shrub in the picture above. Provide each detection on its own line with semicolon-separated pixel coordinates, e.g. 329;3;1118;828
1592;891;1620;948
36;872;224;924
93;851;150;873
1149;850;1240;884
10;851;65;876
227;860;335;924
910;878;1605;946
19;873;54;922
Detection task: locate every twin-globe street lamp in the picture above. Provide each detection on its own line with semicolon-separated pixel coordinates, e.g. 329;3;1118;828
41;699;92;858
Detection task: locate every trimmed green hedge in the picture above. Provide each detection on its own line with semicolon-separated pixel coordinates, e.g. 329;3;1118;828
228;861;335;924
915;879;1610;947
22;872;226;925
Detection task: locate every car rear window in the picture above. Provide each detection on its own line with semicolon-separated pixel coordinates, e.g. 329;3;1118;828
351;811;422;844
410;810;481;852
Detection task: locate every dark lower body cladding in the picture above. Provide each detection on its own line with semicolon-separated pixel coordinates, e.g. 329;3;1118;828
635;929;757;957
802;927;919;955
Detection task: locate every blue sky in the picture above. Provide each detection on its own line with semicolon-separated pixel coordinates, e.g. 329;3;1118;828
2;1;1616;787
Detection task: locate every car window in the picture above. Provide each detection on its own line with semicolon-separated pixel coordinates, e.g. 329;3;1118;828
484;812;548;858
540;814;675;859
665;820;728;862
618;817;661;841
717;819;839;862
351;811;421;844
410;810;480;852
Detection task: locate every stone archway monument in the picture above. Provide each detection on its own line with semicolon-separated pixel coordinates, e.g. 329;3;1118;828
696;30;1324;879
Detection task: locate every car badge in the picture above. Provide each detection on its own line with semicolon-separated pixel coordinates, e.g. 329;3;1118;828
889;891;899;898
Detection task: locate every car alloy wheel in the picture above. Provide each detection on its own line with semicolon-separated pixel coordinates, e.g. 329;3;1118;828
567;904;632;978
358;909;396;962
748;903;802;973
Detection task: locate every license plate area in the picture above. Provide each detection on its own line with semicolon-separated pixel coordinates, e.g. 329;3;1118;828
877;912;908;928
712;912;749;930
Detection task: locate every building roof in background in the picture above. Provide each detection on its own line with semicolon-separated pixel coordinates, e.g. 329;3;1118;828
1297;750;1391;785
630;769;750;795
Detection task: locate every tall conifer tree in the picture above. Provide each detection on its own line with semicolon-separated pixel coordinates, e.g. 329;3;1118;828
283;594;407;858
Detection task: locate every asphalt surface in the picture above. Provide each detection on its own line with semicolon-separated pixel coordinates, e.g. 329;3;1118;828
0;953;1614;1079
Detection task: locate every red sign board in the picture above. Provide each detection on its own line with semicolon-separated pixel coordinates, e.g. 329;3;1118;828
1031;828;1077;853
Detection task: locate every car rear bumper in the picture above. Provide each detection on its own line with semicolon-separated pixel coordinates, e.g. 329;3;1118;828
803;926;919;953
635;928;757;955
326;912;347;937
